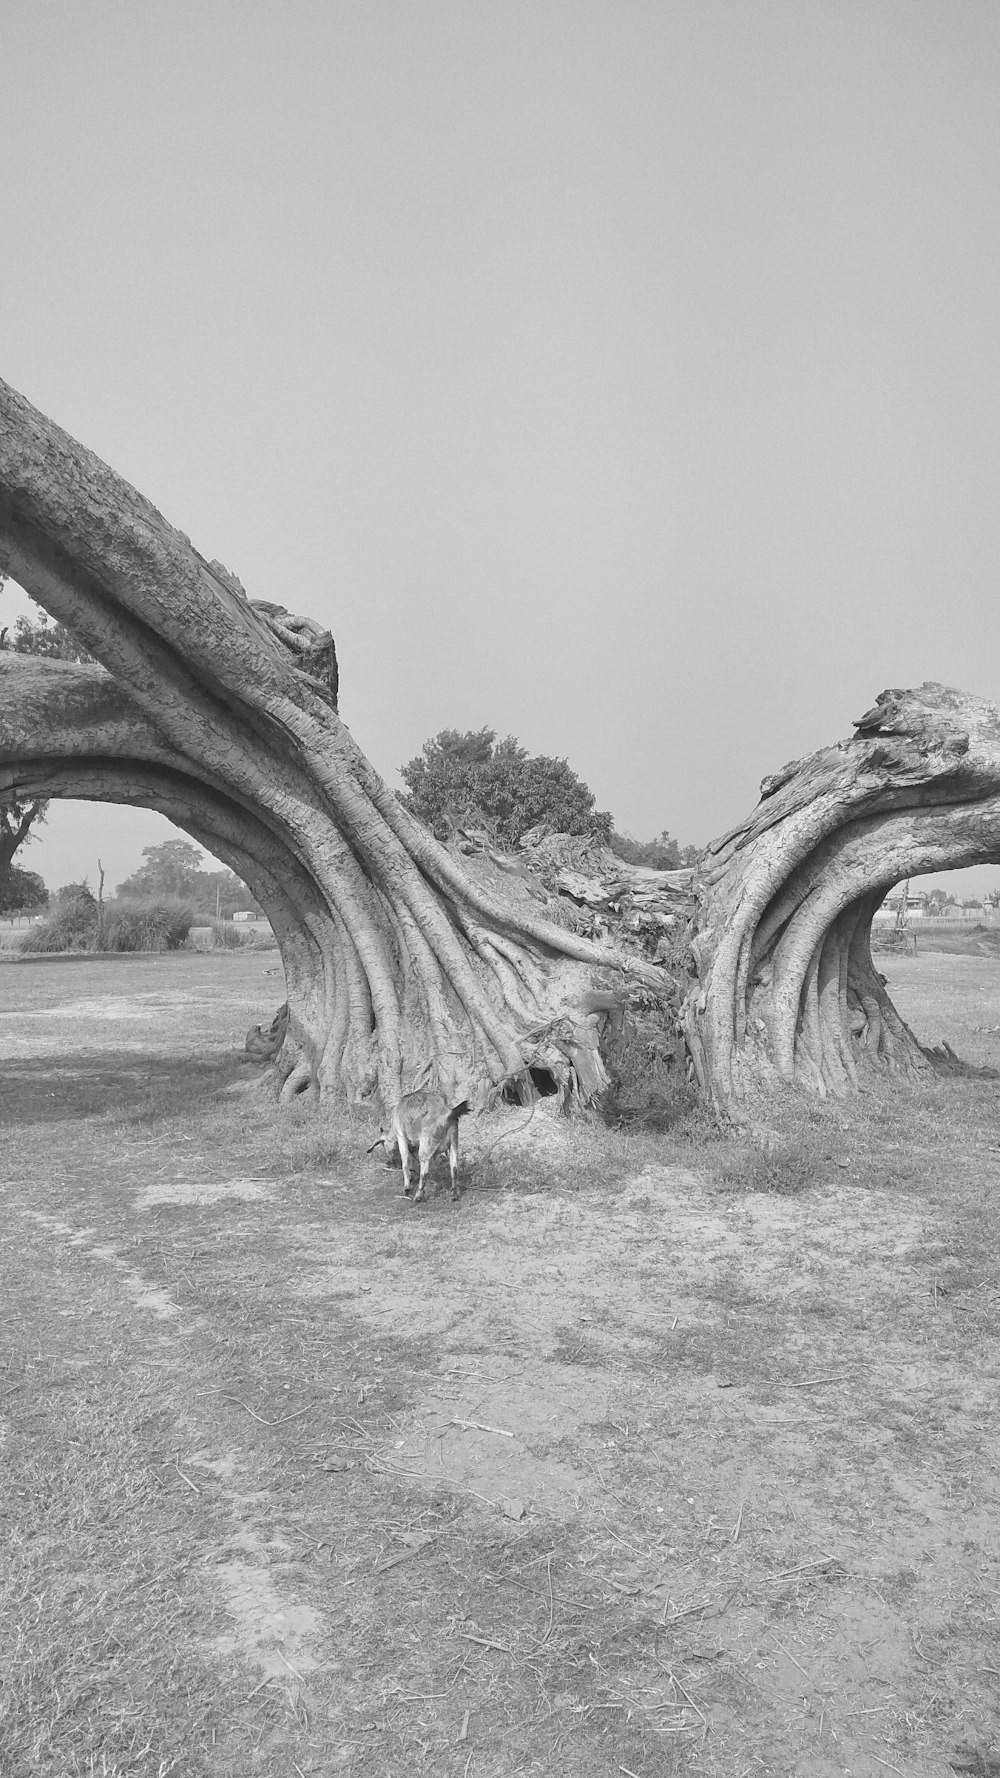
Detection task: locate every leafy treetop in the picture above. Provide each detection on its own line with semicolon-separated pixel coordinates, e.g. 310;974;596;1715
399;726;697;863
398;728;614;849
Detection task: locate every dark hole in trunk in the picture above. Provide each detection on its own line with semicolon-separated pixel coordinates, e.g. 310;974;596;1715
503;1065;558;1103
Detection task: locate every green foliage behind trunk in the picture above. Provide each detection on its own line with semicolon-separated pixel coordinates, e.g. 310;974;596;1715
398;727;614;847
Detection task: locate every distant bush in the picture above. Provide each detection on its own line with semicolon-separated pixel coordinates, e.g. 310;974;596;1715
209;918;252;949
608;831;702;870
609;831;683;870
103;897;195;952
19;890;194;954
20;882;97;952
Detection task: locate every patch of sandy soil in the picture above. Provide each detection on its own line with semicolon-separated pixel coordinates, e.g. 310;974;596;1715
211;1522;324;1682
135;1178;276;1208
380;1353;608;1515
296;1155;940;1517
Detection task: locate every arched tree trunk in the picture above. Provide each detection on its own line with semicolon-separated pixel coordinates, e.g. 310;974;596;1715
0;378;664;1110
5;378;999;1120
683;684;1000;1109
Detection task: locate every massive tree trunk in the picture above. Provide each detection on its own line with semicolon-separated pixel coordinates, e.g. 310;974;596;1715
683;684;1000;1108
4;377;999;1119
0;378;665;1110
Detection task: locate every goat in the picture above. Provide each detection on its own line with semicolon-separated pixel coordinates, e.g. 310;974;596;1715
370;1088;471;1203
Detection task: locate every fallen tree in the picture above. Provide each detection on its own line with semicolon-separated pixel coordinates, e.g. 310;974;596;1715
3;376;1000;1118
0;377;668;1109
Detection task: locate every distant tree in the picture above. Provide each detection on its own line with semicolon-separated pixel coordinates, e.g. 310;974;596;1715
0;799;45;875
116;839;261;916
399;728;614;848
2;611;93;661
924;888;958;915
0;585;94;870
0;865;47;916
987;887;1000;909
609;830;684;870
116;838;207;901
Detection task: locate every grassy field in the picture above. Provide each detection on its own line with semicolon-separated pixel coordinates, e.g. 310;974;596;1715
2;948;1000;1776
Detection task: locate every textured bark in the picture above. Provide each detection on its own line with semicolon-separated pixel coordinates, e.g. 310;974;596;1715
0;378;663;1110
683;684;1000;1108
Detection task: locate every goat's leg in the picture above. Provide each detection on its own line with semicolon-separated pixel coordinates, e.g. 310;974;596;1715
413;1134;433;1203
397;1134;414;1197
448;1124;461;1200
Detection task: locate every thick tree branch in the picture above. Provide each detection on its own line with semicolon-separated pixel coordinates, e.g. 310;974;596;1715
0;378;661;1110
684;683;1000;1107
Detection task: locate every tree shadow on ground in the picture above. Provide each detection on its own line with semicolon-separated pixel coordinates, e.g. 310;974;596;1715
0;1051;246;1127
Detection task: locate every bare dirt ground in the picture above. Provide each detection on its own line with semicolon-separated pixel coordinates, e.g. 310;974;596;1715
2;948;1000;1776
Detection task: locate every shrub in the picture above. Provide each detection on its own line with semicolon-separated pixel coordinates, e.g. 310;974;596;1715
20;882;97;952
19;892;194;954
103;897;194;952
209;918;252;949
609;830;683;869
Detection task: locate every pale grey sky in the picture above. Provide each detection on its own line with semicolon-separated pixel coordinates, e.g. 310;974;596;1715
3;2;1000;896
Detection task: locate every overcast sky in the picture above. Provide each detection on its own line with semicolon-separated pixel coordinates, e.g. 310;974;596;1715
3;2;1000;896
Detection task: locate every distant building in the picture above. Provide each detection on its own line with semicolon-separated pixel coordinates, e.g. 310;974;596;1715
873;893;995;923
872;892;927;924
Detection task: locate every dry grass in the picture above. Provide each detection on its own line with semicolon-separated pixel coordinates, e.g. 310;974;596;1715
2;949;1000;1774
915;918;1000;959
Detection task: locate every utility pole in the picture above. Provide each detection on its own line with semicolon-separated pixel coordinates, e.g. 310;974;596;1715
95;858;105;952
